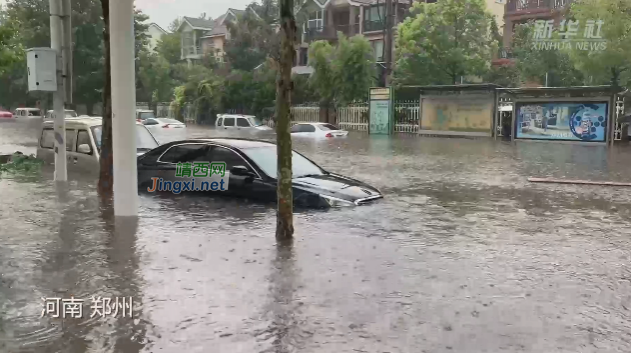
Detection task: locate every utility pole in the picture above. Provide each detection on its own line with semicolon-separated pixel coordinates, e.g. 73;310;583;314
61;0;72;105
110;0;139;216
49;0;67;181
384;0;393;87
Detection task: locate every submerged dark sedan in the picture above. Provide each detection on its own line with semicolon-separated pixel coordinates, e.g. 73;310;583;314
137;138;383;207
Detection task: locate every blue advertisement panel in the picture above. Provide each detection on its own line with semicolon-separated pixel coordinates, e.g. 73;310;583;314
515;102;608;142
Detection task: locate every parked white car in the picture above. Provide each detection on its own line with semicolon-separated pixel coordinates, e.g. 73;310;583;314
45;109;78;120
37;116;159;174
142;117;187;144
290;123;349;138
14;108;43;119
215;114;273;132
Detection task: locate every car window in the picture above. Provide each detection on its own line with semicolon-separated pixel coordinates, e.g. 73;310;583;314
217;118;223;127
143;119;159;125
317;124;339;131
301;125;316;132
90;125;159;153
248;117;263;126
28;110;41;116
65;129;76;151
241;147;324;178
290;124;301;133
76;130;93;155
208;146;251;170
223;117;235;126
66;110;78;117
159;144;211;163
138;111;156;120
237;118;251;127
40;129;55;149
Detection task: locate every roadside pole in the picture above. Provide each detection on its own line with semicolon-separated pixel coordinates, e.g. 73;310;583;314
61;0;72;104
49;0;67;181
109;0;138;216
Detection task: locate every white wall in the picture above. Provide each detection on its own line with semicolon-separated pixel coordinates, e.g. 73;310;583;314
147;24;166;52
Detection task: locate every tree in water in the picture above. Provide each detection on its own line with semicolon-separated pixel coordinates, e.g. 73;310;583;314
275;0;296;241
98;0;113;196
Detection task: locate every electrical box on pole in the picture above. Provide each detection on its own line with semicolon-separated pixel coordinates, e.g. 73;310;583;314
26;48;58;92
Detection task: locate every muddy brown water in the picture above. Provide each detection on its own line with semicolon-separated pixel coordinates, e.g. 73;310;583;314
1;118;631;353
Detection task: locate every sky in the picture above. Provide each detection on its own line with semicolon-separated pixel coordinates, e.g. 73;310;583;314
135;0;252;30
0;0;252;31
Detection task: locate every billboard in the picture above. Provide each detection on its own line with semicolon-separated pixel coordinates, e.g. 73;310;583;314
515;102;608;142
421;95;494;134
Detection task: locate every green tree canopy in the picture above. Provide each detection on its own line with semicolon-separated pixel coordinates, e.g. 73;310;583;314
568;0;631;88
224;10;280;70
510;22;585;87
394;0;494;85
307;33;376;106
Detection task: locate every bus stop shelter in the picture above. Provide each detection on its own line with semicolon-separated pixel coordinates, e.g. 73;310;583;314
495;86;630;146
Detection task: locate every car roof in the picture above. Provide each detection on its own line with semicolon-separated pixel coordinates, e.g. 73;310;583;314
219;114;256;119
42;117;145;128
137;109;153;112
172;138;276;149
18;108;41;111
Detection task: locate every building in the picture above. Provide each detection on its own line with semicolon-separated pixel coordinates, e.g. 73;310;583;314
177;8;259;64
293;0;506;75
146;23;168;52
493;0;572;66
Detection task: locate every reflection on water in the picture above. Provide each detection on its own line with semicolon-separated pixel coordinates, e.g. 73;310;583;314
2;121;631;352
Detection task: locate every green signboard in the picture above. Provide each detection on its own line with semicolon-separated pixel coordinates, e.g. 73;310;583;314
369;87;393;135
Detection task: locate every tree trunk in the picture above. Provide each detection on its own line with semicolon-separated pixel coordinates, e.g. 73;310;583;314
275;0;296;241
98;0;113;196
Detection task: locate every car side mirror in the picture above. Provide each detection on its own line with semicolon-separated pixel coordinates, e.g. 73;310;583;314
77;144;91;154
230;165;254;177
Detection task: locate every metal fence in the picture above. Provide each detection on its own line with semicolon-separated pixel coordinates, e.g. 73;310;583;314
291;106;320;123
337;103;369;131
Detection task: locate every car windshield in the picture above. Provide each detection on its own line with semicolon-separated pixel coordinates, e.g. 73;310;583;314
317;124;339;131
241;146;325;178
91;124;159;153
138;111;156;120
248;117;263;126
66;110;77;117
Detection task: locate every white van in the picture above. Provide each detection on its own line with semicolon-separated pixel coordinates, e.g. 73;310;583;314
37;117;160;174
14;108;43;119
215;114;273;132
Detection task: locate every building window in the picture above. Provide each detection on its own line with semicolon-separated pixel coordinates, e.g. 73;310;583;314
183;31;194;55
371;40;384;62
364;5;385;32
308;11;323;30
300;47;308;66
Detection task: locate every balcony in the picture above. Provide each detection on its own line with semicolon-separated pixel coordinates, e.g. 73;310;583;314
363;20;385;33
304;23;359;42
506;0;573;13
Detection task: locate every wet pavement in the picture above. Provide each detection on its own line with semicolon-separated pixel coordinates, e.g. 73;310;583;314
1;118;631;353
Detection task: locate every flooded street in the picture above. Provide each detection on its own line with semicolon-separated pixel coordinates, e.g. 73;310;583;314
2;118;631;353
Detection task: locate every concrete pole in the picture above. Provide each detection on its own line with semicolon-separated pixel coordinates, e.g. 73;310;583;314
61;0;72;104
110;0;138;216
49;0;67;181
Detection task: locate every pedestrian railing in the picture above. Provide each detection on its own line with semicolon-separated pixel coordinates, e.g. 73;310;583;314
291;106;320;123
289;100;421;133
338;103;368;131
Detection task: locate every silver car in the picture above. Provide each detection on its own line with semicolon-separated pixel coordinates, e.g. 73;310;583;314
37;117;159;175
215;114;273;132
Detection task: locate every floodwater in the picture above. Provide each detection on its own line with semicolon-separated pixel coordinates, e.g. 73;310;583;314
2;118;631;353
